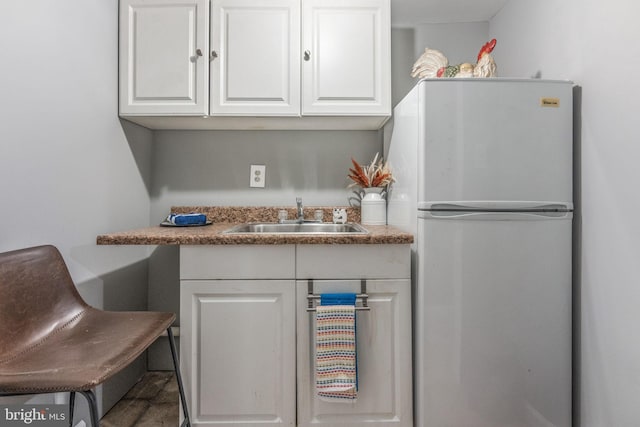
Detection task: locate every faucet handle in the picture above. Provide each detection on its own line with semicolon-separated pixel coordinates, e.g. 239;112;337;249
296;197;304;222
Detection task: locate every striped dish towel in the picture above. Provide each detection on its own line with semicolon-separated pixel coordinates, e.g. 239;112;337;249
316;293;357;401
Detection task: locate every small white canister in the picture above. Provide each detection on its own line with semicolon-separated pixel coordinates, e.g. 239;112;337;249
360;187;386;225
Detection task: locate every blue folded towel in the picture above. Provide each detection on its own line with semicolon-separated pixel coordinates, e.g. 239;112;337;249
166;213;207;225
320;293;357;306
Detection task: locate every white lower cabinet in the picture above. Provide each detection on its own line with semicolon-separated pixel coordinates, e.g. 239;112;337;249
295;245;412;427
179;244;412;427
180;245;296;427
296;279;412;427
180;279;296;426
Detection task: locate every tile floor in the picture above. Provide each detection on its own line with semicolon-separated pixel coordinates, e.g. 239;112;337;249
101;371;178;427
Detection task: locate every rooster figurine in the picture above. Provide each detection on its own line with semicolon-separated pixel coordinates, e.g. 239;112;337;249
473;38;497;77
434;38;498;78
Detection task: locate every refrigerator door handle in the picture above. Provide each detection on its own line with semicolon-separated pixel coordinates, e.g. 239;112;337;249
418;210;573;220
418;201;574;212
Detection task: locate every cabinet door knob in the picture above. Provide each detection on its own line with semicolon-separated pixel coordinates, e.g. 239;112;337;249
210;50;218;61
196;48;203;57
304;50;311;61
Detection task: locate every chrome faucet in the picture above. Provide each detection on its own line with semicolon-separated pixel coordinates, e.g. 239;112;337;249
279;197;322;224
296;197;304;223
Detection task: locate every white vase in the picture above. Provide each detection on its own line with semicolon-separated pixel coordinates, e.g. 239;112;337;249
361;187;386;225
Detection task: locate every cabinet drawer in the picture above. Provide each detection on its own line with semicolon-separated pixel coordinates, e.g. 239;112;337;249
180;245;295;279
296;244;410;279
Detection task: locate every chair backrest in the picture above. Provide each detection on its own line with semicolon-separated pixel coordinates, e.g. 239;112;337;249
0;245;88;362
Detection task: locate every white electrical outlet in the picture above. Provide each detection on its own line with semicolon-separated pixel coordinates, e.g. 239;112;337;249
250;164;266;188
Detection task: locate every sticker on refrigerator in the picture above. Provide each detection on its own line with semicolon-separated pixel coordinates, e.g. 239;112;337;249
540;97;560;107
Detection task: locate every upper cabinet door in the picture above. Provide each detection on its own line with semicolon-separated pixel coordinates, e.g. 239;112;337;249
119;0;209;115
302;0;391;116
210;0;300;116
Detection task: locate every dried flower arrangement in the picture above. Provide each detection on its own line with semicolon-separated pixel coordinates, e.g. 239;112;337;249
348;153;394;189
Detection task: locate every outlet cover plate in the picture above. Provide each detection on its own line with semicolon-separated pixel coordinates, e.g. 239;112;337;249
250;164;266;188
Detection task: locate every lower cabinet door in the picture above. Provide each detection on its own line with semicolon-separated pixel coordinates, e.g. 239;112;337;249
181;280;296;426
296;279;413;427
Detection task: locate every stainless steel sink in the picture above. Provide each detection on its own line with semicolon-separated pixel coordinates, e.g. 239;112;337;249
223;222;368;234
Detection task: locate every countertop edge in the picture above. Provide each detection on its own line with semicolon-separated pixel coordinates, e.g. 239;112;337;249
96;224;414;246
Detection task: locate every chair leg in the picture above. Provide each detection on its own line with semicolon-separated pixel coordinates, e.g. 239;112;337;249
167;327;191;427
68;391;76;427
79;390;100;427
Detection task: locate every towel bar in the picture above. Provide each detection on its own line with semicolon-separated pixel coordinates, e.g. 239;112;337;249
306;279;371;312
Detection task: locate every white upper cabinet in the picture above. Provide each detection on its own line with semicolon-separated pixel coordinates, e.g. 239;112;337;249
302;0;391;116
210;0;300;115
119;0;209;115
119;0;391;128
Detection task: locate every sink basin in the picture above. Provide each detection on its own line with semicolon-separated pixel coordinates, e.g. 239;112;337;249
223;222;368;234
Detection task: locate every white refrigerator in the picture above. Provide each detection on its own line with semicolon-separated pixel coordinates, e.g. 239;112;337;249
386;79;573;427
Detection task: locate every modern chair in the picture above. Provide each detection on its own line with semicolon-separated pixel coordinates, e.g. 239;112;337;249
0;245;190;427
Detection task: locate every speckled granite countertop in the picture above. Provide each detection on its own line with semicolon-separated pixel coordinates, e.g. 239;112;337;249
96;206;413;245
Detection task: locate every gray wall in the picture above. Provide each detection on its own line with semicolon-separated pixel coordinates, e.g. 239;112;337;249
391;28;418;107
491;0;640;425
0;0;152;418
150;130;382;215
